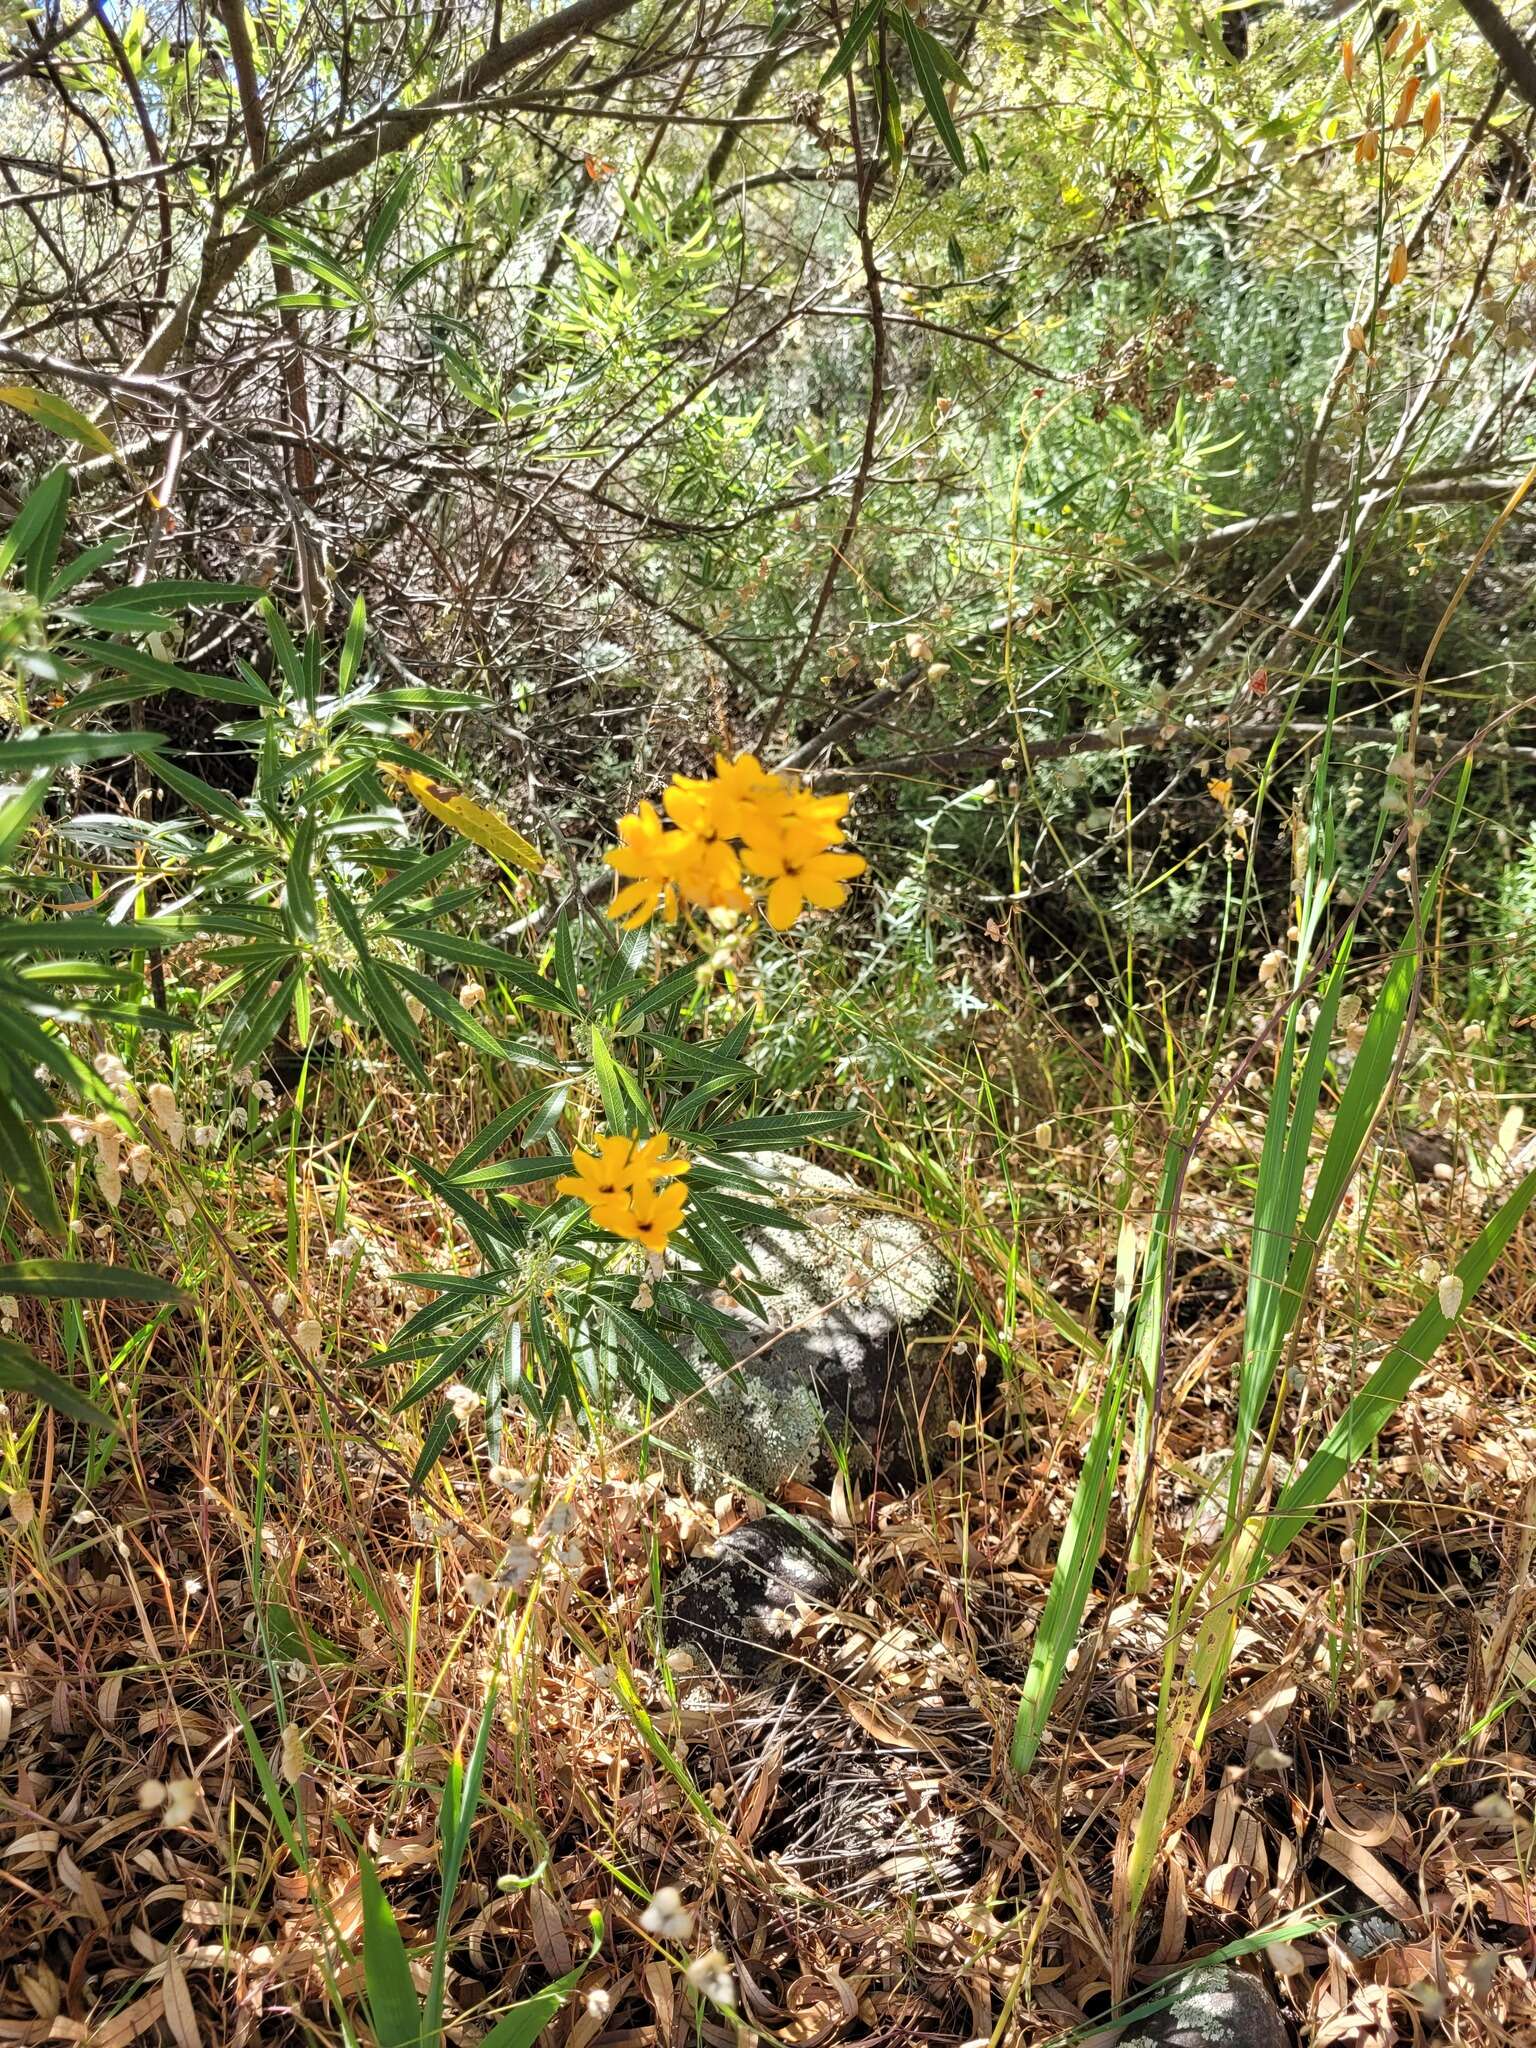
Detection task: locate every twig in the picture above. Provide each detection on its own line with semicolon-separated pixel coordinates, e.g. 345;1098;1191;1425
755;63;888;752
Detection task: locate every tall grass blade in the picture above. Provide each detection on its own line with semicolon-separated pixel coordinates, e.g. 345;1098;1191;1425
1258;1164;1536;1568
359;1853;422;2048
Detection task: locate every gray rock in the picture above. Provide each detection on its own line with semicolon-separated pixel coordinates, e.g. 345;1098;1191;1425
662;1515;852;1673
1117;1966;1289;2048
672;1154;950;1493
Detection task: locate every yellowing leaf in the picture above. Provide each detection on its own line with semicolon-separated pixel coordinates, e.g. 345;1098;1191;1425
387;765;542;871
0;386;116;457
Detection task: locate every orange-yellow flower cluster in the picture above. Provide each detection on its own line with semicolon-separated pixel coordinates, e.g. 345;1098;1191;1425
604;752;865;932
556;1132;689;1252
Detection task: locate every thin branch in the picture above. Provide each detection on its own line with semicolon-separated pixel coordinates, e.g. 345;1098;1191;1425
1457;0;1536;113
755;66;888;752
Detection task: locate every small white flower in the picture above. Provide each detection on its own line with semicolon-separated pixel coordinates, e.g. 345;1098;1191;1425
1258;949;1286;987
584;1986;613;2023
161;1778;199;1826
137;1778;166;1811
1438;1273;1465;1320
496;1539;538;1590
1034;1120;1054;1148
685;1949;735;2007
458;981;486;1011
147;1083;184;1149
1416;1256;1441;1285
536;1498;576;1543
446;1382;483;1424
551;1534;586;1572
404;994;427;1027
488;1464;533;1499
463;1572;495;1608
294;1318;324;1359
1463;1021;1486;1047
93;1051;133;1101
640;1885;693;1940
192;1124;216;1149
269;1289;291;1320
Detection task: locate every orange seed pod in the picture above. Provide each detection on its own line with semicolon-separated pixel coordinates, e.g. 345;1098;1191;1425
1393;76;1420;129
1422;89;1443;142
1388;242;1409;285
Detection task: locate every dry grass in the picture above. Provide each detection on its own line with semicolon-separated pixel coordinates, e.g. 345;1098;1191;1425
3;1042;1536;2048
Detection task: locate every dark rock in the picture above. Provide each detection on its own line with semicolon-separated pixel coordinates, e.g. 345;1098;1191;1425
1337;1909;1406;1959
663;1515;852;1672
1388;1120;1458;1182
1116;1966;1289;2048
672;1153;951;1492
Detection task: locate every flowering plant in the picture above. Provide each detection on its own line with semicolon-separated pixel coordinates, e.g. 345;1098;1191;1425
605;751;865;932
385;910;851;1472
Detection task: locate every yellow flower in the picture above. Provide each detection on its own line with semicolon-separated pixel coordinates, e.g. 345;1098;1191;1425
606;759;862;932
557;1132;688;1206
670;833;751;915
665;751;791;844
740;824;866;931
557;1132;690;1250
780;783;852;848
628;1132;691;1185
604;802;683;927
605;1178;689;1253
556;1133;650;1207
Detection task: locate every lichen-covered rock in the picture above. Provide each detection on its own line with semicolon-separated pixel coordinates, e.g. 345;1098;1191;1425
663;1516;852;1672
671;1153;950;1493
1116;1966;1288;2048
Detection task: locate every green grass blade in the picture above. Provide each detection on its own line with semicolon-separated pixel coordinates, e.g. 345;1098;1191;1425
1259;1164;1536;1569
426;1681;500;2031
476;1912;603;2048
359;1853;423;2048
